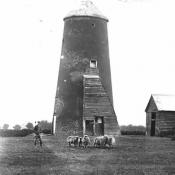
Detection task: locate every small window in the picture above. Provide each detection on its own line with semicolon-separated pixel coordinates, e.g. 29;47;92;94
92;23;95;27
97;118;102;123
95;116;103;124
90;59;97;68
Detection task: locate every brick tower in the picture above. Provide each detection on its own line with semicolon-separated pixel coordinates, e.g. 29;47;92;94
53;0;120;136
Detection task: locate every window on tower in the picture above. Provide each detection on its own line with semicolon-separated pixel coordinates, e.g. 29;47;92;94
92;23;95;28
90;59;97;68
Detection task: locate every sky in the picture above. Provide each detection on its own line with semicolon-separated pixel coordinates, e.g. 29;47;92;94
0;0;175;128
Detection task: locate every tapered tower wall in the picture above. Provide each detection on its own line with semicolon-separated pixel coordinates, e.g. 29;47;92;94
61;16;113;103
53;2;119;135
54;16;114;131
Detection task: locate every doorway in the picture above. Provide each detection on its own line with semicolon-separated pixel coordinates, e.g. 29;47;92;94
85;120;94;136
151;112;156;136
95;116;104;136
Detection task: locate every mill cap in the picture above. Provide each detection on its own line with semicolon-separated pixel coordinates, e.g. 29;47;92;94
64;0;108;21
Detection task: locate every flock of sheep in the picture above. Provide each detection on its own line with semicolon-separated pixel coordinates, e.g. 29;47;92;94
66;135;116;148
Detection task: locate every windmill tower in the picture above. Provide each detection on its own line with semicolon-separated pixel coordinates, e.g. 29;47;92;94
53;0;120;136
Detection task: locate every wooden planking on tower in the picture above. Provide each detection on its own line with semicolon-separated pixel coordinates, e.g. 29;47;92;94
83;68;119;136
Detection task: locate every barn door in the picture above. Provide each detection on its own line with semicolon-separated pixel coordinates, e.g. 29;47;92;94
95;117;104;136
151;112;156;136
85;120;94;136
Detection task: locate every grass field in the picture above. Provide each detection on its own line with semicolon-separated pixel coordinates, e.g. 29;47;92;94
0;135;175;175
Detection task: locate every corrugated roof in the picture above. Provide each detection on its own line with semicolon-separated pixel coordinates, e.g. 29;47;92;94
152;94;175;111
64;0;108;21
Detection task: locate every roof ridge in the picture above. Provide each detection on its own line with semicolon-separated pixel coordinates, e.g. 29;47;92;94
152;94;175;97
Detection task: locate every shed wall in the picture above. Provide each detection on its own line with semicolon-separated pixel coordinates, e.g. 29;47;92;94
157;111;175;136
146;111;175;136
146;112;151;136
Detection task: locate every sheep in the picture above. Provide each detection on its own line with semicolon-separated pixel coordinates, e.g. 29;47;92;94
94;135;108;147
66;136;79;147
104;135;115;147
94;135;115;148
82;135;91;148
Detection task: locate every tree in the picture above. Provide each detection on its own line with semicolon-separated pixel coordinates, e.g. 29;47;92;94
13;124;21;130
39;120;52;131
3;123;9;130
26;122;34;130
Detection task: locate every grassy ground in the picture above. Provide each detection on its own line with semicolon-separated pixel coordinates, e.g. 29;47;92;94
0;135;175;175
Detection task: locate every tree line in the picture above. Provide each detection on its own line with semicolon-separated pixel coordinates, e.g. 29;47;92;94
1;120;52;132
0;120;52;137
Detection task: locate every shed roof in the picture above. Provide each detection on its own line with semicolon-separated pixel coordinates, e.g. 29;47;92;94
64;0;108;21
146;94;175;112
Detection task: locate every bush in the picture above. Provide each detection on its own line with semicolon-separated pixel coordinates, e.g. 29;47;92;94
0;129;34;137
121;130;146;136
39;120;52;131
42;129;52;134
120;125;146;136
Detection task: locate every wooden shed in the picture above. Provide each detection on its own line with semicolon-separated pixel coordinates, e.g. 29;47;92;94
145;94;175;136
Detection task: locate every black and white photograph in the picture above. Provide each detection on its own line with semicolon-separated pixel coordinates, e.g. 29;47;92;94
0;0;175;174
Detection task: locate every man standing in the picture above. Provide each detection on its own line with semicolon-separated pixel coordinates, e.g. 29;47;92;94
34;121;42;147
